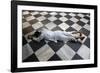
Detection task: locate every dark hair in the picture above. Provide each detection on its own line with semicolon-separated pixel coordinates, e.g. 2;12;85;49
32;31;41;38
80;37;85;40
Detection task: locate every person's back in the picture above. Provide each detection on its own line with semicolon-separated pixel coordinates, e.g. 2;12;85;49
42;29;55;41
28;28;84;43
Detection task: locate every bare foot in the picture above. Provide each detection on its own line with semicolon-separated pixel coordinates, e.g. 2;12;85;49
27;35;33;39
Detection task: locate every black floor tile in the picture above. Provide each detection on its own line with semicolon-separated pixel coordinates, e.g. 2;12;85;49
29;39;46;52
79;28;90;36
84;38;90;48
72;54;83;60
23;53;39;62
48;54;61;61
48;41;64;52
23;36;27;46
67;41;82;52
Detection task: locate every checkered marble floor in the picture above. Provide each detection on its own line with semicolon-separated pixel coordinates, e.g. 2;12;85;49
22;10;90;62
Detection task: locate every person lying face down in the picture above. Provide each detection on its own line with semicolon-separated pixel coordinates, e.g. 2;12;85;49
28;28;85;43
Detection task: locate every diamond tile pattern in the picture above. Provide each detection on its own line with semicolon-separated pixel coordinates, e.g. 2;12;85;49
22;10;90;62
35;44;55;61
56;44;76;60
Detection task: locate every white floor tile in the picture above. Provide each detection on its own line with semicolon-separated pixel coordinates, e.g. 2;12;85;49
35;44;55;61
77;45;90;59
40;12;48;15
80;18;89;23
59;12;67;16
58;23;70;30
30;11;39;15
50;12;58;15
57;44;76;60
69;13;76;16
22;22;31;29
37;16;46;21
70;17;79;22
59;17;68;22
32;22;43;29
83;24;90;31
77;13;84;17
22;44;34;60
26;16;35;21
45;22;57;30
48;16;57;21
71;23;82;31
22;11;29;15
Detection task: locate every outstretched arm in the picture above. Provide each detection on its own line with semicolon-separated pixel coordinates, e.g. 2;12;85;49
72;31;82;37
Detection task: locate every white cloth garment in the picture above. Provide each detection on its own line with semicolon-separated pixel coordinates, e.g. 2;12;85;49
36;28;77;43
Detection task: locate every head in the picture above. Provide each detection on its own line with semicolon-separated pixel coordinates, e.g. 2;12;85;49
72;31;85;41
27;30;42;40
32;30;41;38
